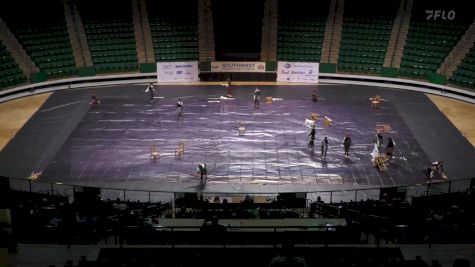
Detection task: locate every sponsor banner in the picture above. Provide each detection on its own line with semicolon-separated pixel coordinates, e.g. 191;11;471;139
276;61;319;84
156;61;199;82
210;62;266;72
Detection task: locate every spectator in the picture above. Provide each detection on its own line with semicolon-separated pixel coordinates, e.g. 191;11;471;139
453;256;470;267
432;260;442;267
269;242;307;267
200;216;226;233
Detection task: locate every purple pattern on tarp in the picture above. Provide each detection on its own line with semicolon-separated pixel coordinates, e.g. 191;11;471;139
42;90;429;188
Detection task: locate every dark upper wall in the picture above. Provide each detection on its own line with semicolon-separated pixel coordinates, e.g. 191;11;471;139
211;0;265;61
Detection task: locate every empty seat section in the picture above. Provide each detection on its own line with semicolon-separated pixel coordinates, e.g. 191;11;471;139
449;43;475;89
1;0;76;78
276;0;330;62
399;0;473;79
0;41;27;89
147;0;199;62
337;0;399;74
76;0;138;73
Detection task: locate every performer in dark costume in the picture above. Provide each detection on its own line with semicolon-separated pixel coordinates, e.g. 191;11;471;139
226;77;232;98
177;98;183;117
308;125;316;150
343;133;351;158
374;130;383;152
321;136;329;159
197;163;208;182
312;90;318;102
386;137;395;159
253;87;261;108
145;83;158;103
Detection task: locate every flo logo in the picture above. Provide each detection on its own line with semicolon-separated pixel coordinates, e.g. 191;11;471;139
425;10;455;20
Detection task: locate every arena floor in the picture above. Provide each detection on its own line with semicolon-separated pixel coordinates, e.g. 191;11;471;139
1;83;475;195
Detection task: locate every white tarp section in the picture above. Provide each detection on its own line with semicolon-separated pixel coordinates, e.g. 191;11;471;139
156;61;199;82
277;61;319;84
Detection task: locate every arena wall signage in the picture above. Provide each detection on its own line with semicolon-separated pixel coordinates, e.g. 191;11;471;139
210;62;266;72
156;61;199;82
276;61;319;84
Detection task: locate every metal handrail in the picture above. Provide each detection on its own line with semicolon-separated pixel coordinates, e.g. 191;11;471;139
7;175;473;204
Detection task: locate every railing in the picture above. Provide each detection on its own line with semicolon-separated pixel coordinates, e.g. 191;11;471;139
1;71;475;104
8;176;473;206
118;224;350;248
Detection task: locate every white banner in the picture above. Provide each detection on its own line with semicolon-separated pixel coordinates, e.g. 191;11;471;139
156;61;199;82
276;61;319;84
210;61;266;72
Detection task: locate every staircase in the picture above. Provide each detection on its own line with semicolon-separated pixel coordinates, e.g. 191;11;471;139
325;0;344;64
0;18;38;76
320;0;337;63
132;0;155;64
198;0;215;61
64;0;93;67
132;0;146;64
139;0;155;63
260;0;278;61
64;0;86;67
438;19;475;77
384;0;405;67
390;0;412;68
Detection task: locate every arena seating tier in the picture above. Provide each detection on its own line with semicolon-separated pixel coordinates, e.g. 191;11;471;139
147;0;199;62
76;0;138;73
276;0;330;62
0;41;27;89
449;43;475;89
337;0;399;74
399;1;472;79
91;247;406;267
1;0;76;79
311;188;475;244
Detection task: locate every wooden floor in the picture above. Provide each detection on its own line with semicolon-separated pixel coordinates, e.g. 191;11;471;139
427;94;475;146
0;93;51;151
0;88;473;155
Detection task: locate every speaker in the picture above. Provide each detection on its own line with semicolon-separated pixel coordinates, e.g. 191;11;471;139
175;193;198;207
0;177;10;208
83;187;100;198
278;193;296;201
380;187;406;202
74;187;100;203
277;193;306;208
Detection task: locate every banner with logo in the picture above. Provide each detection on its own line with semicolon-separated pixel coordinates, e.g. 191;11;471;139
276;61;319;84
156;61;199;82
210;62;266;72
